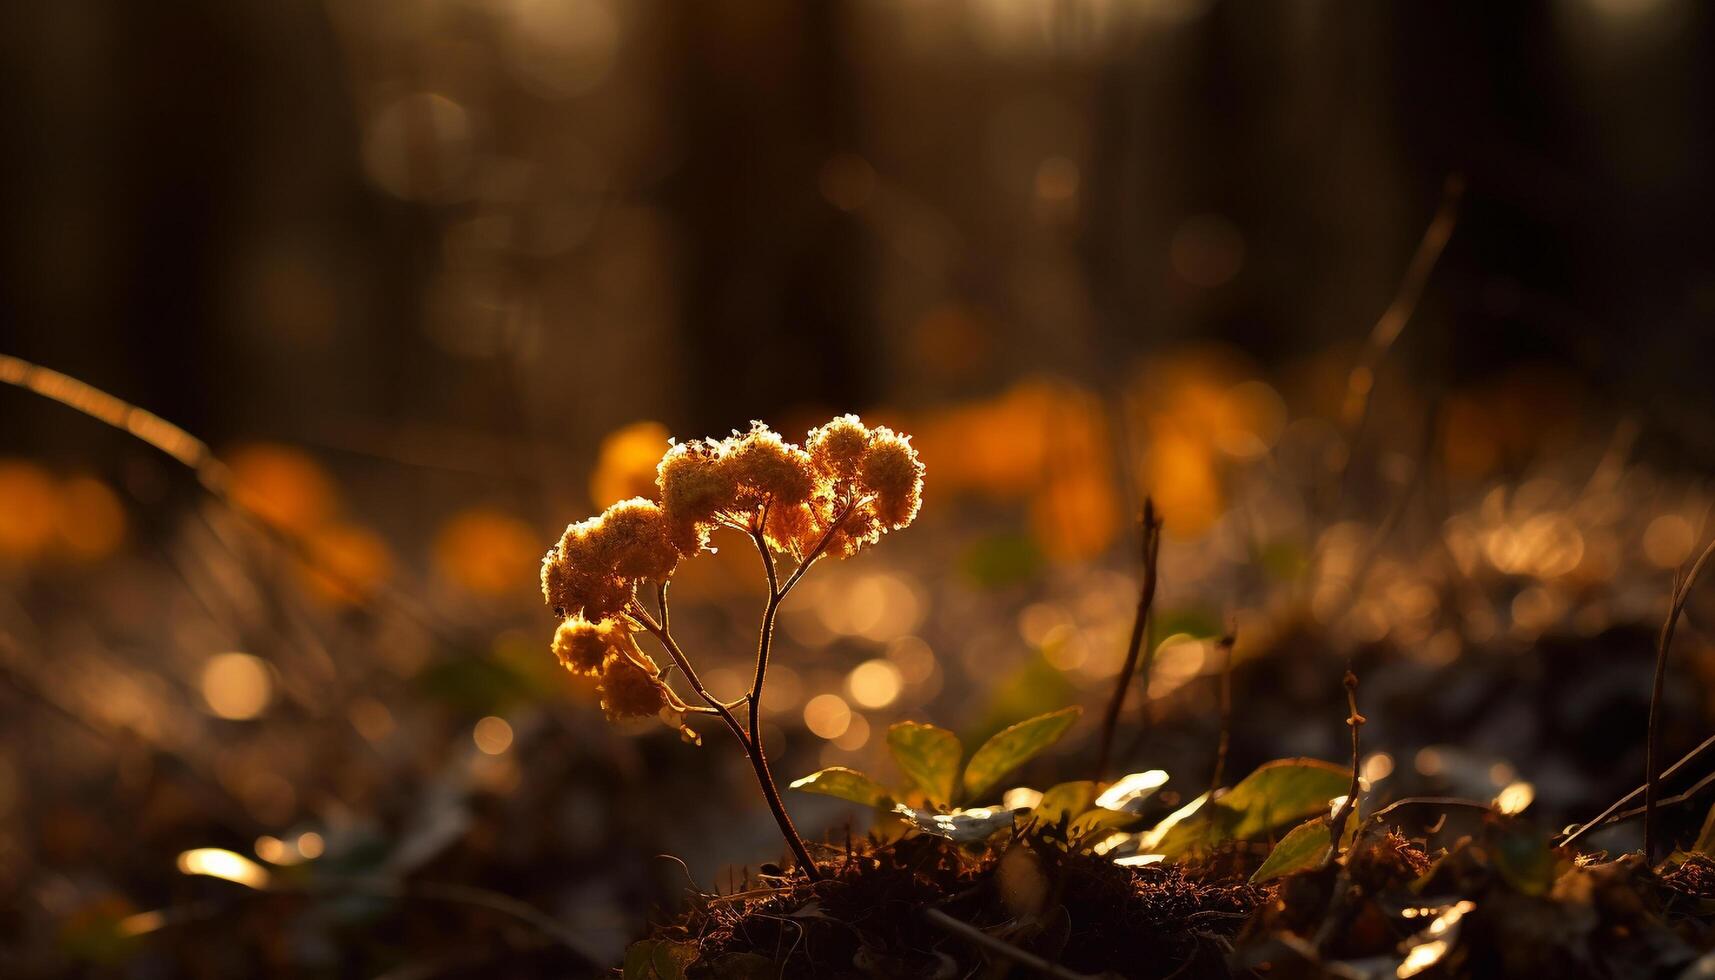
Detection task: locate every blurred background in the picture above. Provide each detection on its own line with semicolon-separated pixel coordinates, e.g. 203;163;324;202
6;1;1715;975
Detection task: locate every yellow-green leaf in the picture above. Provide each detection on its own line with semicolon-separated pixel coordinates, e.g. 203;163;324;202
1695;802;1715;856
789;766;890;807
1216;758;1350;840
962;707;1082;801
1069;806;1142;839
1150;759;1348;859
887;722;962;807
891;803;1023;842
1033;781;1098;824
1251;816;1351;882
1094;770;1170;812
623;940;697;980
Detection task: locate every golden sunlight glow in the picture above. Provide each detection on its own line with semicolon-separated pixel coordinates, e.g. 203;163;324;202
1643;513;1696;568
846;659;904;709
296;522;393;605
832;712;871;751
55;475;127;560
200;653;273;721
1362;752;1395;783
433;508;539;598
1494;781;1535;815
590;420;670;506
473;716;515;755
803;694;852;739
254;835;290;865
117;910;167;937
227;443;337;534
177;848;272;890
0;460;59;560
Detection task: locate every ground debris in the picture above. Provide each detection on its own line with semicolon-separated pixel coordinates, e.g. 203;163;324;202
656;834;1268;979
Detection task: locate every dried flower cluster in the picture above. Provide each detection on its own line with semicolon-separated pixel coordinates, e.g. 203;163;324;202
541;416;924;722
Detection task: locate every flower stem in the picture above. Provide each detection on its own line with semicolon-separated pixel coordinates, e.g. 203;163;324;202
1094;498;1161;782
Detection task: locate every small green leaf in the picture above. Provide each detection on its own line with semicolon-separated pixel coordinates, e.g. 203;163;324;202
1093;770;1170;812
1251;816;1351;882
1149;759;1348;859
623;939;697;980
1215;758;1350;841
962;707;1082;801
891;803;1024;842
1033;781;1098;823
1493;827;1556;896
886;722;962;807
1069;806;1141;839
788;767;890;807
1695;802;1715;856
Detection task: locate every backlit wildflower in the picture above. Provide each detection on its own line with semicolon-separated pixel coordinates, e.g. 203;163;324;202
726;423;816;512
598;649;667;719
539;414;926;878
552;615;626;676
860;427;924;529
541;498;678;620
806;414;871;484
657;439;736;553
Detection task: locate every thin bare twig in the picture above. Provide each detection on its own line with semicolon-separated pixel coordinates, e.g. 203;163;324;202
1324;175;1464;522
1363;795;1492;826
0;353;445;633
1094;498;1162;782
1325;671;1364;865
1207;631;1236;797
922;908;1112;980
1646;534;1715;862
1563;730;1715;847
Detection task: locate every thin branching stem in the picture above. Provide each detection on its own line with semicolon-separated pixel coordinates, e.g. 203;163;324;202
923;908;1107;980
1563;730;1715;847
1207;631;1235;798
1326;670;1364;865
1094;497;1162;782
630;596;820;878
1645;535;1715;863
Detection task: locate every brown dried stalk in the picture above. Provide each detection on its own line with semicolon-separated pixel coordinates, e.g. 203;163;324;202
1325;670;1364;864
1644;535;1715;863
1094;497;1162;783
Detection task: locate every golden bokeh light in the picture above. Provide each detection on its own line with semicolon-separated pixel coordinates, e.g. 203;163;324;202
1494;781;1535;816
473;715;515;755
433;508;539;598
0;460;59;560
803;693;852;740
55;475;126;561
846;659;904;709
201;653;274;721
296;522;393;605
177;848;271;890
254;835;290;865
226;443;337;534
590;420;670;506
832;712;871;751
1643;513;1696;568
